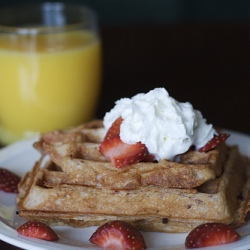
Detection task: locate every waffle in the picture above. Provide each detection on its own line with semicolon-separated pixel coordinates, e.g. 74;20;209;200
17;144;250;232
32;120;227;189
17;121;250;232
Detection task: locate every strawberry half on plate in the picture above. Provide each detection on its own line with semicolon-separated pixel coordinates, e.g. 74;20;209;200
17;220;59;241
89;220;146;250
185;222;240;248
0;168;21;193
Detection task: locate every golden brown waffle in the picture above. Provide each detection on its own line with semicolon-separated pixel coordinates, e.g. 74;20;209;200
32;120;227;189
17;144;250;232
16;120;250;232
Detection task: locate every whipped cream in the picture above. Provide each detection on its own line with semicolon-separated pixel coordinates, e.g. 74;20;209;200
103;88;216;160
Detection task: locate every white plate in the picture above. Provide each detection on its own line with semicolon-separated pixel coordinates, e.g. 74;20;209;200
0;130;250;250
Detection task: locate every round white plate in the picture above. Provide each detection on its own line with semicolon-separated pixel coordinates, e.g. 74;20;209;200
0;130;249;250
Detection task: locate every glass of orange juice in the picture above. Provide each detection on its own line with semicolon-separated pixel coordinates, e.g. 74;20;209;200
0;3;101;145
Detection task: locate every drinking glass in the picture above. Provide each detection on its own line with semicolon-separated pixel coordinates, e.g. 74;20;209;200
0;2;101;145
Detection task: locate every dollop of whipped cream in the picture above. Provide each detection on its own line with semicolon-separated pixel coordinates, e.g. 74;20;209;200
103;88;216;160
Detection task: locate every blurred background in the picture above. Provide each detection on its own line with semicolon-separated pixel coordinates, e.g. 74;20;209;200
0;0;249;133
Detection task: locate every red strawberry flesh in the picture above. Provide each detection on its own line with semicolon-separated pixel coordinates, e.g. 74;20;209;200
185;222;240;248
104;116;123;140
100;117;154;168
89;220;146;250
198;133;230;152
0;168;21;193
17;220;59;241
100;135;151;168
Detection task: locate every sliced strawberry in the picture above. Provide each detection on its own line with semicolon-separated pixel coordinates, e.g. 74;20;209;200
0;168;21;193
100;135;151;168
198;133;230;152
89;220;146;250
17;220;59;241
185;222;240;248
100;117;154;168
104;116;123;140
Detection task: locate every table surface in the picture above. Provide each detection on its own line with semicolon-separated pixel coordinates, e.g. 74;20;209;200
1;21;250;250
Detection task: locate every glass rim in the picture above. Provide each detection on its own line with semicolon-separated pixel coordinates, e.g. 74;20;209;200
0;2;97;35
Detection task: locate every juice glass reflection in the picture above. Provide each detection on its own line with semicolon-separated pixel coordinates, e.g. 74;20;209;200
0;3;101;145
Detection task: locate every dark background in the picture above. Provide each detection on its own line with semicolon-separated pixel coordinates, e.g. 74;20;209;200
0;1;249;248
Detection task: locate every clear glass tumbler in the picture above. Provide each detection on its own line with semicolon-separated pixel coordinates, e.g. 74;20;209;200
0;2;101;145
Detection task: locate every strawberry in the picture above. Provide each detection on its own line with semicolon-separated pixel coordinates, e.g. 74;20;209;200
185;222;240;248
100;117;154;168
104;116;123;140
17;220;59;241
89;220;146;250
100;135;150;168
198;133;230;152
0;168;21;193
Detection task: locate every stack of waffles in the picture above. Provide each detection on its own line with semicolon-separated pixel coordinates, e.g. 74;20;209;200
17;120;250;232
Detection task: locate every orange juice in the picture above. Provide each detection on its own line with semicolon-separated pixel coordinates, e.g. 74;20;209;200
0;31;101;144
